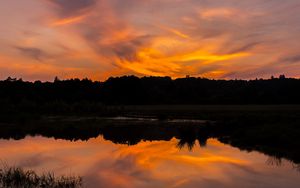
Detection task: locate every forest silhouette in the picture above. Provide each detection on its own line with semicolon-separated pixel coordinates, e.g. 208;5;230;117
1;75;300;116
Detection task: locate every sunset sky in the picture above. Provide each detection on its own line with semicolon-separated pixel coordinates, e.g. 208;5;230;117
0;0;300;81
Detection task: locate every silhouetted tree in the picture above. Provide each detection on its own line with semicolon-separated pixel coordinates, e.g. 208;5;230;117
279;74;286;79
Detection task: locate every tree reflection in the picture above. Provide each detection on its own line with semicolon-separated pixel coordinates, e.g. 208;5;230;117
0;118;299;170
177;128;197;151
266;156;282;166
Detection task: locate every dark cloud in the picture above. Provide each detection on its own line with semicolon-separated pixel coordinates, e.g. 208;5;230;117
222;64;280;79
112;35;153;62
15;46;49;61
280;55;300;64
113;43;138;61
17;153;64;168
77;7;154;61
47;0;97;17
198;64;222;74
227;42;262;54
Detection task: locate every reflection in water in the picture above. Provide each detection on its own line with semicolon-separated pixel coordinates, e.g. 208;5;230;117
1;118;299;166
0;136;299;188
266;157;282;167
0;119;300;187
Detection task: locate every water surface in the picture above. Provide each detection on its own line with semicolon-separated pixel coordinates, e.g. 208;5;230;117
0;135;299;188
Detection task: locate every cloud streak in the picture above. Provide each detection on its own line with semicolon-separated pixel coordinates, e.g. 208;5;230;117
15;46;49;61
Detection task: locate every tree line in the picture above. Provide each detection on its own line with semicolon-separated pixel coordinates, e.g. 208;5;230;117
1;75;300;107
1;75;300;119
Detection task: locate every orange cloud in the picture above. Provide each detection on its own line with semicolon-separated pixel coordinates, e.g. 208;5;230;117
199;8;238;20
114;35;250;77
51;15;86;26
159;25;190;39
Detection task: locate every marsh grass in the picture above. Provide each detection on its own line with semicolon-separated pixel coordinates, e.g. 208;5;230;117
0;166;82;188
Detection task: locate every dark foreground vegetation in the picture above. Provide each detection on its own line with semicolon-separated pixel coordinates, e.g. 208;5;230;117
1;75;300;120
0;166;82;188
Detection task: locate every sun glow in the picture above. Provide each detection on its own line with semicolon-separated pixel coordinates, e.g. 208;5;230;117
115;39;250;77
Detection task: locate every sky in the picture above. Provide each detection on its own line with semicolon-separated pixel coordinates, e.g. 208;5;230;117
0;0;300;81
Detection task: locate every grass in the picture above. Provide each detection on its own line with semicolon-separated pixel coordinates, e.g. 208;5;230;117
0;166;82;188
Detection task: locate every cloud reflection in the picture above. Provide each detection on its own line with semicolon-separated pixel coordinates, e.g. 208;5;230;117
0;137;299;188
